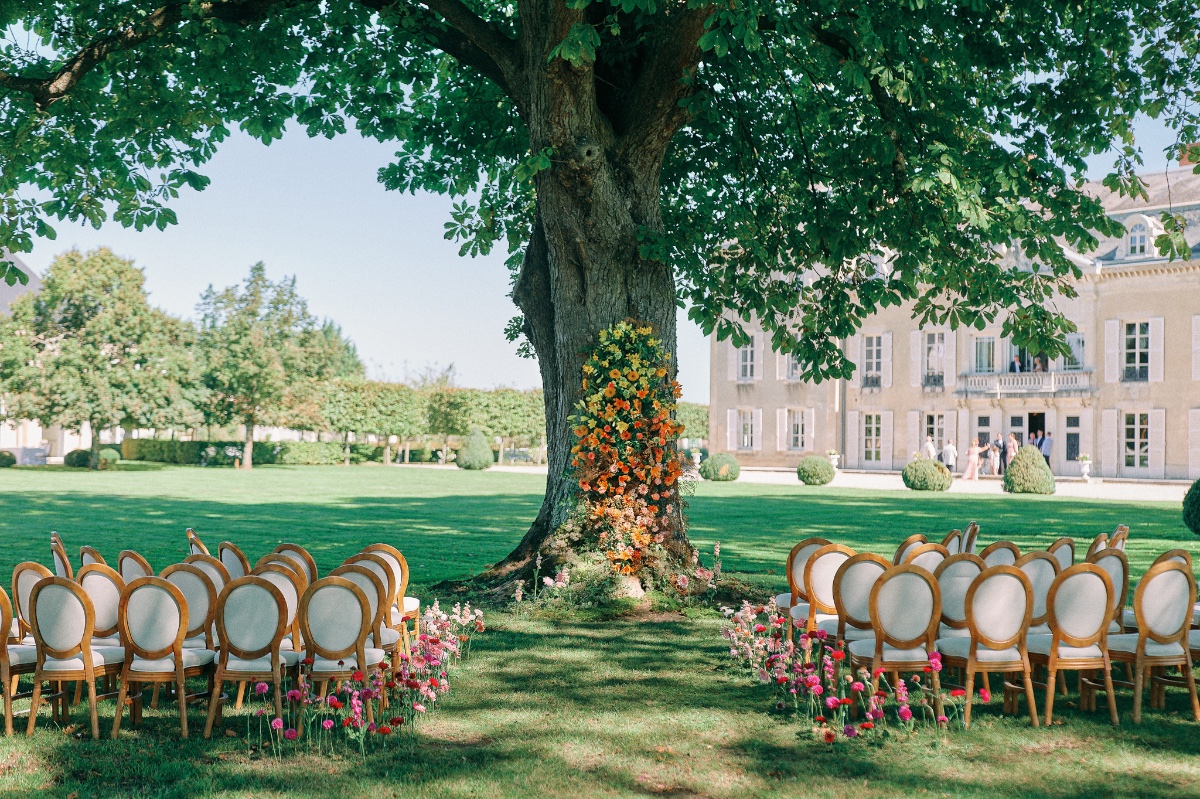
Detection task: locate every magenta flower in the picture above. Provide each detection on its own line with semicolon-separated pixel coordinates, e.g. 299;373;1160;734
825;696;840;710
937;715;949;724
897;705;913;722
322;719;335;730
254;682;269;695
850;681;865;693
286;689;301;701
270;717;284;730
843;724;857;738
283;728;298;740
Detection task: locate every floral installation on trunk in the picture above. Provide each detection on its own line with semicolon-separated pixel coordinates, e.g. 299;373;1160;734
721;601;982;744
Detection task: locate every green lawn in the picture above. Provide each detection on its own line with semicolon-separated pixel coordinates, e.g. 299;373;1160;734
1;465;1199;798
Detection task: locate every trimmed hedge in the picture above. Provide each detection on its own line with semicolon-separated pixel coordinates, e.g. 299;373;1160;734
796;455;835;486
0;450;15;468
1003;444;1056;494
1184;479;1200;536
699;452;740;481
98;448;121;468
456;429;495;470
64;449;90;468
120;438;384;467
903;457;953;491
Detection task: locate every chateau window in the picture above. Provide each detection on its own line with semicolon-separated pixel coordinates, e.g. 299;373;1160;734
1128;223;1148;257
863;414;882;462
737;336;755;381
1123;322;1149;382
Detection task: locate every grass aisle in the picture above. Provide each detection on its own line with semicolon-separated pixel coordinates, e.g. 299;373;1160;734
1;465;1198;797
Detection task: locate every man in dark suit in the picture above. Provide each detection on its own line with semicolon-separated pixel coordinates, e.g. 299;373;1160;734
1009;355;1021;373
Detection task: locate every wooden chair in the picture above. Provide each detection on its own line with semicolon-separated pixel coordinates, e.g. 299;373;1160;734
77;564;125;646
255;554;309;587
1108;561;1200;723
328;565;398;669
112;577;216;738
26;578;125;739
1015;553;1059;636
361;544;419;644
1124;551;1196;631
848;564;944;717
774;538;832;629
12;562;53;642
203;577;300;737
1085;532;1109;559
903;543;950;573
250;563;305;653
273;544;318;584
941;530;963;555
79;547;107;569
934;554;986;640
51;535;73;579
1;587;37;736
821;554;889;642
117;551;154;583
800;544;855;633
1027;563;1120;726
1086;548;1129;634
937;565;1039;727
161;564;218;650
1046;538;1075;572
1108;525;1130;552
892;534;927;566
980;541;1021;568
299;577;385;721
343;554;400;648
962;522;980;555
184;555;232;601
218;542;251;580
186;528;210;556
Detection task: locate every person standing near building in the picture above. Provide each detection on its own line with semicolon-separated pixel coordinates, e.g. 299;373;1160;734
962;438;981;480
941;439;958;472
989;441;1001;475
1006;433;1018;467
1009;355;1022;373
1040;431;1053;469
1029;430;1041;453
923;435;938;461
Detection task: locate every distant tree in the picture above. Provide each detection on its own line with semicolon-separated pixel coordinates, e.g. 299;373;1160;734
371;382;425;464
319;379;377;465
470;388;546;463
314;321;366;380
197;263;357;469
0;248;202;468
426;387;473;464
674;402;709;443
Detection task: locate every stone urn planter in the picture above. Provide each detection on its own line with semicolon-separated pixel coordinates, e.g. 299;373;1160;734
1079;460;1092;482
826;452;840;470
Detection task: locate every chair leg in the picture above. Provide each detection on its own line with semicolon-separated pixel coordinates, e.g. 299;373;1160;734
1184;660;1200;722
203;673;224;739
963;669;975;729
150;683;160;709
177;673;189;738
2;665;12;737
273;680;283;721
111;675;129;739
1044;668;1057;726
1023;668;1039;727
26;678;42;735
1132;665;1144;724
131;682;143;726
72;680;82;709
931;669;943;719
1057;670;1067;696
234;681;246;710
1103;666;1120;726
86;678;100;740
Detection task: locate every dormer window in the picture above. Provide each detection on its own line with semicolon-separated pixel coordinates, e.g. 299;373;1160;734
1128;223;1148;257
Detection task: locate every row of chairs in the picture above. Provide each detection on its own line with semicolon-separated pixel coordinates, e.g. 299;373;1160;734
773;524;1198;725
3;530;421;739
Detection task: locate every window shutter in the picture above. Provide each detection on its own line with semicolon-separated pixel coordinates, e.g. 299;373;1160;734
881;332;893;388
776;345;787;380
909;331;921;387
751;408;763;450
776;408;787;452
805;407;816;452
880;411;894;470
726;409;737;450
848;335;862;384
1149;317;1165;383
957;409;970;454
1101;409;1118;478
1193;316;1200;381
944;331;957;388
907;410;920;462
1190;409;1200;479
1149;408;1166;478
1104;320;1119;383
727;343;739;382
846;411;860;468
753;336;765;382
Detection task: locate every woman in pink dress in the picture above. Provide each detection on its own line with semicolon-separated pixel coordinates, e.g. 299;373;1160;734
962;438;981;480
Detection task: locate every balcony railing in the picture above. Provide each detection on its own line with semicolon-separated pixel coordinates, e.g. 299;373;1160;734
922;373;945;389
1122;367;1148;383
861;374;882;389
959;370;1093;396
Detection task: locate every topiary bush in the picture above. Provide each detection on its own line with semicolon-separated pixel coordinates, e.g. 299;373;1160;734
63;449;91;468
98;448;121;468
0;450;16;468
1003;444;1056;494
796;455;834;485
903;456;953;491
699;452;740;481
456;428;495;470
1184;479;1200;536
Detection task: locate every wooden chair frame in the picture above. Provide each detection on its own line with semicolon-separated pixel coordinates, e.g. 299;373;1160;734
79;546;107;569
273;544;318;584
940;529;963;555
112;577;212;738
1112;562;1200;723
12;562;53;640
218;542;251;580
250;563;307;653
184;554;232;594
934;554;986;635
962;522;980;555
979;541;1021;567
903;543;951;572
1027;563;1119;726
940;566;1038;728
342;554;400;648
255;555;309;588
51;537;73;580
27;577;123;739
76;564;126;640
802;544;856;632
117;550;155;583
780;537;832;606
1085;532;1109;559
1108;524;1130;552
204;577;292;738
186;528;210;556
1086;547;1129;630
328;565;396;670
361;543;418;643
1014;552;1060;630
1;587;36;736
892;534;928;566
830;553;889;640
1046;538;1075;571
161;564;218;649
299;577;380;722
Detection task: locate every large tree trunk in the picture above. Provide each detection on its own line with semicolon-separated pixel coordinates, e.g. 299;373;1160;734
242;419;254;470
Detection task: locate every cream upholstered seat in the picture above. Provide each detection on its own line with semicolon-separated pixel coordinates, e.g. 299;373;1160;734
934;554;984;641
1086;548;1129;635
904;543;949;574
162;564;218;650
312;650;386;671
130;649;216;671
224;650;304;671
1047;538;1074;572
300;576;386;723
39;647;126;670
980;541;1020;568
1026;563;1119;725
799;544;855;634
1108;637;1185;657
823;553;888;643
936;565;1038;727
847;641;928;662
218;542;251;581
78;564;125;645
118;551;154;583
774;538;831;614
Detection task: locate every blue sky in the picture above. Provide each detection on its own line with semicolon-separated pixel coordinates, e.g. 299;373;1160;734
22;120;1181;405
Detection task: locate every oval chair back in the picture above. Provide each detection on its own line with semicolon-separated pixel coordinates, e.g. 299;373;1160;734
184;554;231;598
904;543;950;573
1;587;15;649
832;554;889;637
118;550;154;583
933;554;985;632
29;577;94;662
1046;563;1114;649
1108;525;1129;552
273;544;318;584
892;534;927;566
51;536;72;580
781;538;832;604
218;542;251;580
215;577;288;664
1131;561;1195;648
77;564;125;639
254;555;309;590
1086;548;1129;628
1047;538;1075;572
962;522;980;555
869;565;942;653
1085;532;1108;559
299;577;371;668
12;562;53;637
980;541;1021;568
79;546;106;569
250;563;305;648
118;577;188;665
1152;549;1193;568
161;564;217;646
186;528;209;556
328;565;387;644
1015;552;1060;629
343;554;397;617
803;544;856;623
361;544;411;607
966;566;1033;652
941;530;963;555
